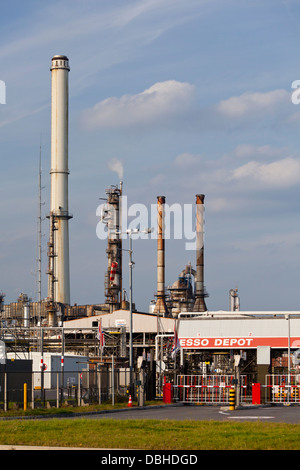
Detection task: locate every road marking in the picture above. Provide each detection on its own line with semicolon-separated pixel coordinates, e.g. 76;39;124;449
227;416;274;419
219;411;274;419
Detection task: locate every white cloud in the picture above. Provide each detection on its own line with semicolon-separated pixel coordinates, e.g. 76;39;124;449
216;89;289;118
81;80;195;129
162;148;300;217
231;157;300;188
79;82;293;134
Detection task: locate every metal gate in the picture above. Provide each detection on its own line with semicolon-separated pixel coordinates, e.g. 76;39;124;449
265;374;300;404
174;375;247;405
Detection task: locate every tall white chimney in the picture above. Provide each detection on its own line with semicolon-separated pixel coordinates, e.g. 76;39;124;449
49;55;72;305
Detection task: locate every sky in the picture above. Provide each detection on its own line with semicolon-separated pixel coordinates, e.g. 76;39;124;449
1;0;300;313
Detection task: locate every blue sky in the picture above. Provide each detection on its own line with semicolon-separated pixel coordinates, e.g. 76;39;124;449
1;0;300;312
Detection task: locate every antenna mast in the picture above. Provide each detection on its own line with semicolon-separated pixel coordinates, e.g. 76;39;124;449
36;142;43;325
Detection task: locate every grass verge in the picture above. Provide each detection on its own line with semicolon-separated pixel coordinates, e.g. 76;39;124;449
0;418;299;450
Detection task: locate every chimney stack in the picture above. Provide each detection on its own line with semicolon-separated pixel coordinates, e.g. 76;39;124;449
48;55;72;309
193;194;207;312
154;196;168;317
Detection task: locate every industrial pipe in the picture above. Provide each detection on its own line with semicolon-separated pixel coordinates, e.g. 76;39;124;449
193;194;207;312
154;196;168;316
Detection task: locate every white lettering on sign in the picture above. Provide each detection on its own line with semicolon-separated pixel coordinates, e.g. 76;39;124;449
214;338;253;347
180;337;254;348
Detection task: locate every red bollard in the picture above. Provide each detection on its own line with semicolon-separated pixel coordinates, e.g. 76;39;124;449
163;383;173;404
252;383;261;405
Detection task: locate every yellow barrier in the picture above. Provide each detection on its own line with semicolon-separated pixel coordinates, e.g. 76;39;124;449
229;387;235;411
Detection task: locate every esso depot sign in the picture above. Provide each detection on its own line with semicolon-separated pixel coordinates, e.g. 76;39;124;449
180;337;254;348
179;337;300;349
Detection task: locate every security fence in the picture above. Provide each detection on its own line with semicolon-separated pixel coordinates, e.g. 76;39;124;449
2;369;300;411
0;367;133;411
173;374;248;405
0;362;158;411
265;374;300;404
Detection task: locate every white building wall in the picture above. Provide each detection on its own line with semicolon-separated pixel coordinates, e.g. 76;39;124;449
178;312;300;350
63;309;175;334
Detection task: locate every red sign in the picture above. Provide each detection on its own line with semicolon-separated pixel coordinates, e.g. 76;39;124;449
179;337;300;349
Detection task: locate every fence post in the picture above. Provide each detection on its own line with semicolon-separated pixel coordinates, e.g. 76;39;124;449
98;365;101;404
56;372;59;408
40;327;44;404
31;376;34;409
77;371;81;406
112;355;115;406
4;372;7;412
23;383;27;411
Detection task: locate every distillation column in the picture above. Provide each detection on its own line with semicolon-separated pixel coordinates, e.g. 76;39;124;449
104;184;122;311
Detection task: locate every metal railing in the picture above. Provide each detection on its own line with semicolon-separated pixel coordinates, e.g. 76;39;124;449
265;374;300;404
173;374;248;405
0;368;132;411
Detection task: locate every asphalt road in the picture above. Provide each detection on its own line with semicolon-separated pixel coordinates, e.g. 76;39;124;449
80;403;300;423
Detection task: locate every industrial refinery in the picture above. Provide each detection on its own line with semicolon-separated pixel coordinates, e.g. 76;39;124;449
1;55;300;408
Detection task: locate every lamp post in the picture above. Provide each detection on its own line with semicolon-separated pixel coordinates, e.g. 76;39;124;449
117;228;152;397
286;313;291;401
128;231;134;395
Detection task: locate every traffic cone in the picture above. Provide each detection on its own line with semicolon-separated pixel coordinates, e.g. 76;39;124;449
128;395;132;407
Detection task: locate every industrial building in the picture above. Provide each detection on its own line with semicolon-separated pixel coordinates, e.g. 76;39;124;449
0;54;299;406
